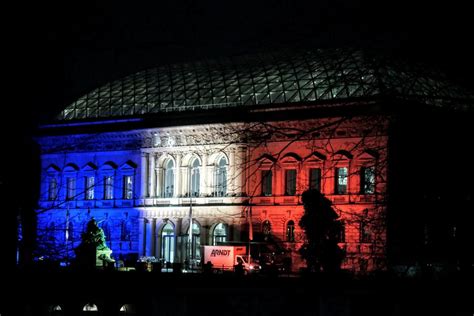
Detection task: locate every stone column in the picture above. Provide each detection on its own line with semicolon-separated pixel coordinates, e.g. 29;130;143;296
229;148;236;195
236;146;247;195
175;218;183;263
138;217;146;256
145;218;152;256
151;218;157;257
147;153;153;198
156;167;163;198
155;219;162;257
140;153;148;199
201;152;208;196
175;153;181;197
150;153;156;198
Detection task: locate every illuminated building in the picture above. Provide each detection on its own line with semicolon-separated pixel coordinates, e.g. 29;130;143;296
35;48;472;272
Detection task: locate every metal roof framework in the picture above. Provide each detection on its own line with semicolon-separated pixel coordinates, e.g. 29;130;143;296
60;48;473;121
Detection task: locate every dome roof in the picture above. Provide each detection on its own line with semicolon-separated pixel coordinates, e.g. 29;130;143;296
59;48;473;121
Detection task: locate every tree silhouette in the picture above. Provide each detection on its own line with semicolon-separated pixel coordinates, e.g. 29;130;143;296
299;189;345;273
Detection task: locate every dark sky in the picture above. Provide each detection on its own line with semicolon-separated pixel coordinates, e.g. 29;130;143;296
10;1;474;123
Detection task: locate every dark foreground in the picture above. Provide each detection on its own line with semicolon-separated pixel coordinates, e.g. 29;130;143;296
1;269;473;316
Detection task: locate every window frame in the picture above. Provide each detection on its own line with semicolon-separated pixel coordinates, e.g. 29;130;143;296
335;167;348;195
261;169;273;196
214;156;228;197
284;169;297;196
360;166;376;195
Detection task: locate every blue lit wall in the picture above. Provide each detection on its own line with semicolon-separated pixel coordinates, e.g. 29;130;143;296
35;133;143;263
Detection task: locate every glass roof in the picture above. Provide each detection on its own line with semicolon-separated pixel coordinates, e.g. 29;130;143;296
59;48;473;120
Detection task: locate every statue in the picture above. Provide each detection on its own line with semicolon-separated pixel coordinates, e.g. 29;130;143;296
75;219;115;269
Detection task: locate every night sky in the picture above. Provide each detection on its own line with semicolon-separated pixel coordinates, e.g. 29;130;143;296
10;1;474;122
2;1;473;269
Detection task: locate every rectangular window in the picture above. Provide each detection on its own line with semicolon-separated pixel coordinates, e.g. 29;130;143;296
85;176;95;200
48;177;57;201
309;168;321;191
104;176;114;200
360;166;375;194
123;175;133;199
284;169;297;195
335;167;348;194
261;170;273;196
66;177;76;200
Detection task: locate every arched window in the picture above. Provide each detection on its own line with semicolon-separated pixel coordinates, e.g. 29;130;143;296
309;168;321;191
190;158;200;197
186;220;201;260
66;177;76;200
45;164;60;201
261;170;272;196
360;166;375;194
335;167;348;194
212;223;227;245
123;175;133;199
333;151;351;195
100;162;116;200
284;169;297;195
161;223;175;263
85;176;95;200
48;177;58;201
82;162;97;201
163;160;174;197
104;175;114;200
63;164;79;201
262;220;272;240
214;157;227;197
286;220;295;242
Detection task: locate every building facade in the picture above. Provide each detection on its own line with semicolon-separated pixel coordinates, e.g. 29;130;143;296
35;48;469;272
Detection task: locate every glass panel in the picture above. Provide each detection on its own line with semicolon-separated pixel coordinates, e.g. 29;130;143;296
66;177;76;200
361;166;375;194
123;175;133;199
213;223;227;245
309;168;321;191
164;160;174;197
190;159;200;197
104;176;114;200
48;177;58;201
285;169;297;195
215;157;227;197
85;176;95;200
335;167;348;194
261;170;272;196
161;223;175;263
